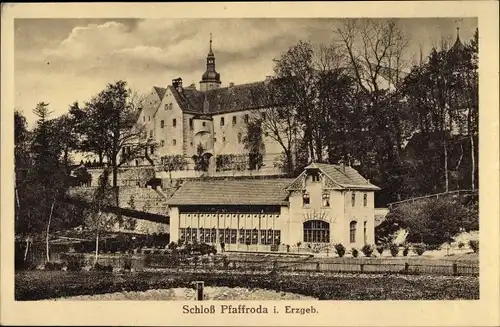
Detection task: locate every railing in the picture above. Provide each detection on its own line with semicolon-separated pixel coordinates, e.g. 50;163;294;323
388;189;478;208
54;252;479;277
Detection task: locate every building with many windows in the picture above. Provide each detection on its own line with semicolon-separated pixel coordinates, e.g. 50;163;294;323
166;162;380;251
127;34;285;179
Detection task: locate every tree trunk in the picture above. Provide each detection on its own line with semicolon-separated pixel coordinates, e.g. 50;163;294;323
470;134;475;190
24;237;30;262
45;198;56;262
443;137;449;192
94;227;100;266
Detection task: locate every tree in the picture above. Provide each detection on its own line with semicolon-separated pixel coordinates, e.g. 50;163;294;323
192;144;210;172
242;117;265;170
69;81;156;190
85;168;117;265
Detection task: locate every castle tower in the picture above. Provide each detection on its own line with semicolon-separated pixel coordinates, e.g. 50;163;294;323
451;27;465;52
199;33;221;92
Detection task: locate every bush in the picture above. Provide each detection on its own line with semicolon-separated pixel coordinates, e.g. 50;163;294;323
44;261;66;271
93;263;113;272
376;245;385;255
351;248;359;258
458;242;465;249
389;244;399;257
361;245;374;257
426;243;441;251
123;257;132;271
334;243;346;258
66;255;84;271
413;243;427;256
469;240;479;253
402;245;410;257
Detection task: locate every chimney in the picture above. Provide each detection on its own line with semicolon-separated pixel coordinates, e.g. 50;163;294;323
172;77;183;92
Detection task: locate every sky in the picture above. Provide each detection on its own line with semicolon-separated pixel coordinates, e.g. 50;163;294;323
14;18;477;127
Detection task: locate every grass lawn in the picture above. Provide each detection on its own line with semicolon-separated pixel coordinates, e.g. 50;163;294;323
15;270;479;301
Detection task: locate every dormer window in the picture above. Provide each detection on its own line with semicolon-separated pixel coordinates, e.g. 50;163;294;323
322;193;330;207
232;116;237;125
220;117;225;126
302;192;310;207
310;170;320;182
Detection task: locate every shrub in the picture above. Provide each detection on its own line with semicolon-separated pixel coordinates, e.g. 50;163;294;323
144;254;153;267
66;256;84;271
167;241;178;250
123;257;132;271
334;243;346;258
426;243;441;251
413;243;427;256
44;261;66;271
458;242;465;249
402;245;410;257
361;245;374;257
390;244;399;257
469;240;479;253
351;248;359;258
376;245;385;255
93;263;113;272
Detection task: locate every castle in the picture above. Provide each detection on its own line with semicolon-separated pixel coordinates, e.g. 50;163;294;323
125;34;285;180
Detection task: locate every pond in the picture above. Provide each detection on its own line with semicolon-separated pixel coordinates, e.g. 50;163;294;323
43;287;317;301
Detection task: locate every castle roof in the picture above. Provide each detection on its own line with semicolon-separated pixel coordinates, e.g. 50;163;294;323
165;178;294;206
168;80;272;115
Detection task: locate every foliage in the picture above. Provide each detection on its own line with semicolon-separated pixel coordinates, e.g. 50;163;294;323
334;243;346;257
458;242;465;249
402;245;410;257
69;81;156;187
390;244;399;257
361;245;374;257
376;197;478;247
15;271;479;301
469;240;479;253
413;243;427;256
192;144;210;172
242;118;265;170
215;154;247;171
161;155;188;172
351;248;359;258
376;245;385;255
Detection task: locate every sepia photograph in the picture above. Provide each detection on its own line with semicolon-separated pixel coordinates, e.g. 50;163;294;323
1;2;499;326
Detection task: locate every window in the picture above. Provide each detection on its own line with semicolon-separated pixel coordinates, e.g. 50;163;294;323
190;141;193;146
164;104;168;110
199;228;217;244
149;130;153;138
220;117;225;126
322;193;330;207
160;120;164;128
303;220;330;243
261;229;281;245
351;192;356;207
189;118;193;129
350;221;357;243
160;140;165;147
363;221;367;244
143;116;145;122
148;116;150;122
232;116;237;125
180;227;198;243
202;122;206;127
169;103;173;110
173;119;176;127
363;193;368;207
237;133;242;144
173;139;176;146
311;172;320;182
150;145;155;154
244;114;249;123
214;138;217;143
302;192;310;206
222;137;226;143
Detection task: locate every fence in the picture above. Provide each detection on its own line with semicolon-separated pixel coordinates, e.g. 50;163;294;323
53;252;479;277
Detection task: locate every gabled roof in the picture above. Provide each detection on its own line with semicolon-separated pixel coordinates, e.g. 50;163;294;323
165;179;294;206
153;86;167;100
288;162;380;191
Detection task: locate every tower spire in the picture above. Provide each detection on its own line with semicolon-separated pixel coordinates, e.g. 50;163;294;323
208;33;214;56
